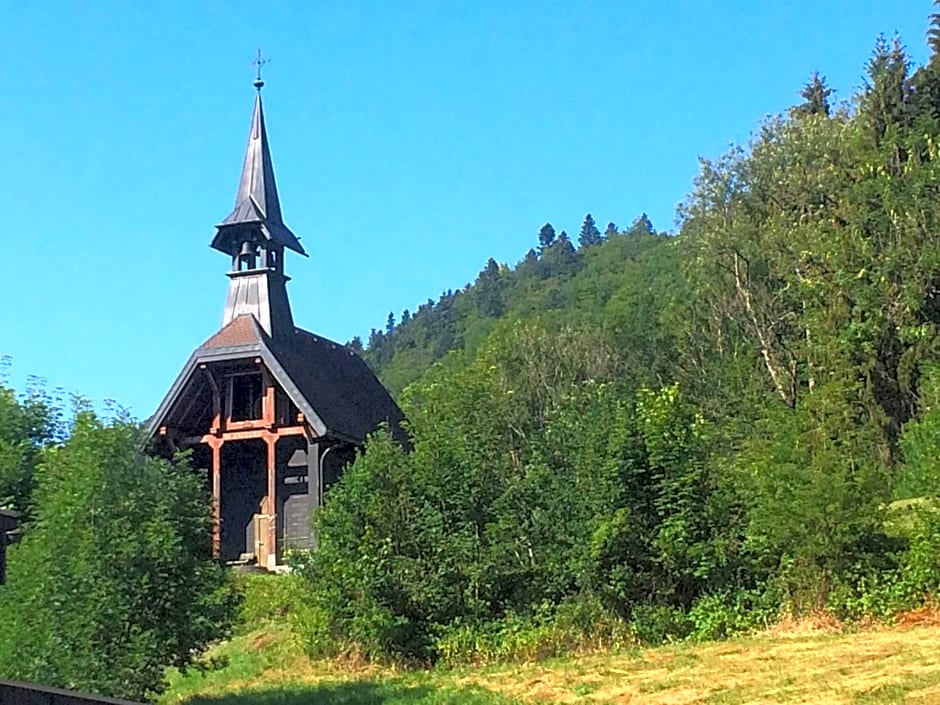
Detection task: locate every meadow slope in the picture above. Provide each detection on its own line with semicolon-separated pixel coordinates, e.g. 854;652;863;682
162;616;940;705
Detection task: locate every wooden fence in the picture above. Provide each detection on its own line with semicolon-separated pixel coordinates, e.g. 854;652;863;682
0;680;144;705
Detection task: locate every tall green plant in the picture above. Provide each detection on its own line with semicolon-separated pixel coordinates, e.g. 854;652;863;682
0;413;236;701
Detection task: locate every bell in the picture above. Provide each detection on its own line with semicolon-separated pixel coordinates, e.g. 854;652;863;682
239;241;256;258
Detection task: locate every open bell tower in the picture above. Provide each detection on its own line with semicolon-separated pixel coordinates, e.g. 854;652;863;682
146;59;405;569
211;68;305;340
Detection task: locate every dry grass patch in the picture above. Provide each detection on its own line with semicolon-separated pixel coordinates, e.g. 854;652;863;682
164;621;940;704
449;623;940;704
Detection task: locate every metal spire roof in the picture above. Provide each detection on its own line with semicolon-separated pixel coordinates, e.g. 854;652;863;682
212;80;306;256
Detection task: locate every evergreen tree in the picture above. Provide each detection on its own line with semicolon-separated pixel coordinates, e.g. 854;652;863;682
930;0;940;59
475;258;505;318
793;71;833;117
627;213;655;237
540;231;579;280
860;34;913;143
538;223;557;253
402;309;411;325
386;311;396;335
578;213;602;248
347;336;364;353
911;2;940;118
604;222;618;239
516;248;540;280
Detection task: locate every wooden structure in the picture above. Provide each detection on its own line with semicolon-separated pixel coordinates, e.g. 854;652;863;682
146;78;404;569
0;680;143;705
0;508;19;585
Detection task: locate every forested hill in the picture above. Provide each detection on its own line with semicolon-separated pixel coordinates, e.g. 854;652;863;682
356;213;675;396
12;16;940;698
290;22;940;663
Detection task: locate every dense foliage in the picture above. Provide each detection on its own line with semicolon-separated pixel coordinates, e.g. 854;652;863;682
0;363;62;516
8;6;940;685
0;402;236;701
297;12;940;664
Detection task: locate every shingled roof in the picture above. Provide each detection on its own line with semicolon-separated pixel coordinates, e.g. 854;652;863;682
270;328;405;444
147;83;403;449
211;93;306;257
202;314;265;348
148;316;404;445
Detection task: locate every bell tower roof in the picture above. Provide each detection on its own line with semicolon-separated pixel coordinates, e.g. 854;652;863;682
211;81;306;257
210;66;303;341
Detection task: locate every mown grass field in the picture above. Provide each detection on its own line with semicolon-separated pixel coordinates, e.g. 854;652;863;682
161;616;940;705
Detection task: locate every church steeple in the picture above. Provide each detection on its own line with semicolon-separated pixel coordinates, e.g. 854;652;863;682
211;81;306;258
212;70;303;340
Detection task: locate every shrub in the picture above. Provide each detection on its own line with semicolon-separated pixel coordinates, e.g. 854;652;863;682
0;414;237;701
630;604;692;645
434;598;633;667
687;590;777;642
236;572;307;631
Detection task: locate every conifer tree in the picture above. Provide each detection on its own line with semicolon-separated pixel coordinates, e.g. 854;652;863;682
627;213;655;237
794;71;833;117
538;223;557;253
578;213;602;248
604;222;618;239
912;2;940;118
930;0;940;58
386;311;396;334
538;231;579;280
475;258;505;318
860;34;913;142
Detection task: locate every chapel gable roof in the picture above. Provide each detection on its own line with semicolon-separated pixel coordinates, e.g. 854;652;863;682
148;316;405;446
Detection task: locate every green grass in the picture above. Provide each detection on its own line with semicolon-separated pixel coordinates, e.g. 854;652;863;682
165;682;516;705
161;625;519;705
161;618;940;705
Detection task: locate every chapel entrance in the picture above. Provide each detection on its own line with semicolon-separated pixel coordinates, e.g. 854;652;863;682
220;440;268;563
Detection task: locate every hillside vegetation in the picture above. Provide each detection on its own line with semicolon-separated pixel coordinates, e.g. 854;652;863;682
162;616;940;704
288;16;940;666
9;8;940;705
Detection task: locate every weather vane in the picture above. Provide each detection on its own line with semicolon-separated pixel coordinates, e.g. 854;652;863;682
251;49;270;91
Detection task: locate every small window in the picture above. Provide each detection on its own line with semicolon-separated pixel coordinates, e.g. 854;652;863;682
230;374;263;421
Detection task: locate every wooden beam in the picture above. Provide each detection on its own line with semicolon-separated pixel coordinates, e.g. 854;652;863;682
181;424;306;447
262;369;276;428
224;418;272;432
210;440;221;558
173;377;207;434
202;367;222;434
265;435;277;569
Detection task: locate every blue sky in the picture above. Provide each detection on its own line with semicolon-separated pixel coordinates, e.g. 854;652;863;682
0;1;932;417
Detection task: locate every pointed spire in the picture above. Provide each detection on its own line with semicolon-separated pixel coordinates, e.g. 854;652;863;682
212;74;306;256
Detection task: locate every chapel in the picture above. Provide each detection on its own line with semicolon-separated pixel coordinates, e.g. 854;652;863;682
146;73;404;568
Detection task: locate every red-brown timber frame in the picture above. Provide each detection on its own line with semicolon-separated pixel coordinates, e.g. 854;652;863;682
160;362;309;567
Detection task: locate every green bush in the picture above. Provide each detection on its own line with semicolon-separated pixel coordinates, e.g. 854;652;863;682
687;590;777;642
897;503;940;603
434;598;633;666
290;601;338;660
630;604;691;645
236;572;307;631
0;413;237;701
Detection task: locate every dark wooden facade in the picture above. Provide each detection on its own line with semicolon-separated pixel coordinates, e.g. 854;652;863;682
0;509;20;585
146;83;403;569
